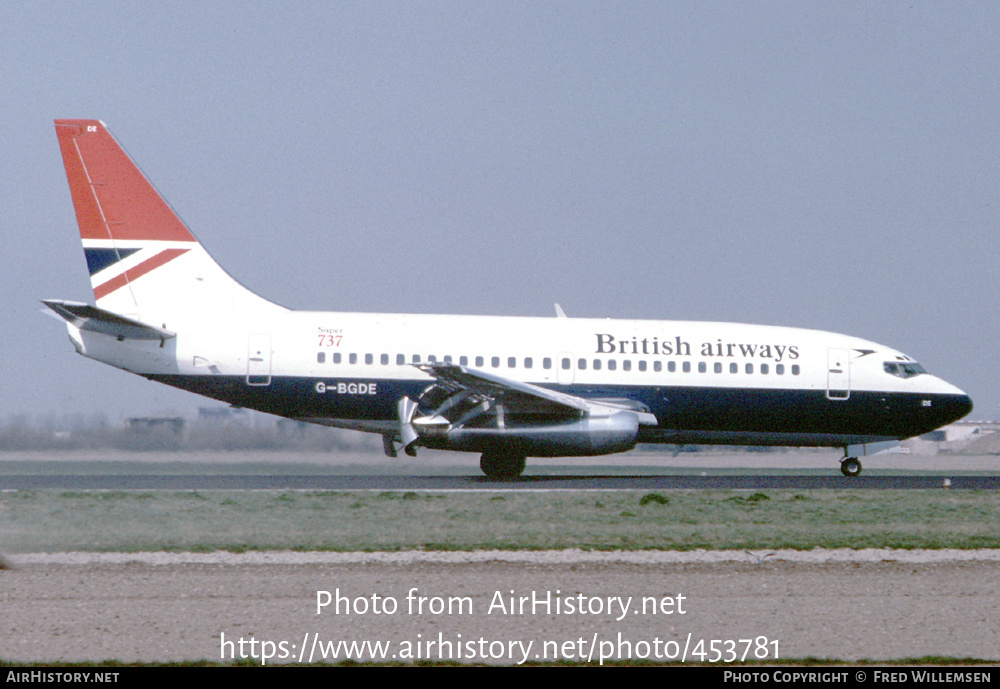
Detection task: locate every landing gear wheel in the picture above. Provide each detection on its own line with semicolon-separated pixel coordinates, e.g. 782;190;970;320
480;453;527;479
840;457;862;477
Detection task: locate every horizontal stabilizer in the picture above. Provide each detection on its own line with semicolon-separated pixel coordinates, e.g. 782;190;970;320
41;300;175;341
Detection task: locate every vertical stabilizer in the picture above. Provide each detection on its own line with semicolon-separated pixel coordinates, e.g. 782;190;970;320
54;120;282;323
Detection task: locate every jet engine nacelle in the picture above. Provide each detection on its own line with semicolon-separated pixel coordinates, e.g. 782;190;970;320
425;411;641;457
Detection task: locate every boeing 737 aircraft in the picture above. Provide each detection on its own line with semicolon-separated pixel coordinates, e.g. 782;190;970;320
45;119;972;477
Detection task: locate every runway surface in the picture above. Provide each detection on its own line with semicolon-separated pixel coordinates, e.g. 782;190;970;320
3;473;1000;490
3;449;997;491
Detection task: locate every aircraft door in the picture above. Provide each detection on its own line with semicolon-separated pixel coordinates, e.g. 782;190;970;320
247;334;272;386
826;348;850;400
557;352;575;385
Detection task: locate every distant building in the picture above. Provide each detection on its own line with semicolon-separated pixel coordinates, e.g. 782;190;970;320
123;416;186;450
914;420;999;454
197;407;249;423
126;417;186;433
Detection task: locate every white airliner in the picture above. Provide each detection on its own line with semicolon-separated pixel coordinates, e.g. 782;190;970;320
45;119;972;478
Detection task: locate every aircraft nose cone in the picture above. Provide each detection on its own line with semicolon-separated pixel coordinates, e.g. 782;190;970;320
935;392;974;429
952;394;974;423
930;376;973;427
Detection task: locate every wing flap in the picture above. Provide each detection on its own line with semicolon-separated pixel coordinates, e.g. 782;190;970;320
415;363;657;425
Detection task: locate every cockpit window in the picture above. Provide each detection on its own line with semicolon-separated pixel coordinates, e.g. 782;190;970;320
884;362;927;378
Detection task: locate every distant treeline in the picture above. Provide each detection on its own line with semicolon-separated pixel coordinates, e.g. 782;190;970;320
0;414;379;452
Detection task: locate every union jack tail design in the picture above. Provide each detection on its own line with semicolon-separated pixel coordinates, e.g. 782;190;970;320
54;120;280;324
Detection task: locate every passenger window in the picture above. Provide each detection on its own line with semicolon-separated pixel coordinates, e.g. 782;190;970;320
682;362;690;373
428;355;437;363
444;355;452;363
365;353;373;365
668;361;675;372
562;358;572;370
761;364;769;374
776;364;784;375
543;358;552;369
460;356;468;366
349;353;358;364
491;357;500;368
508;357;516;368
524;357;533;369
698;362;707;373
792;365;800;375
317;352;325;364
396;354;405;365
476;356;484;367
623;360;631;371
333;353;342;364
713;362;722;373
608;360;617;371
730;362;738;374
638;361;646;372
380;354;389;365
593;359;602;371
745;363;753;374
654;361;662;372
412;354;421;363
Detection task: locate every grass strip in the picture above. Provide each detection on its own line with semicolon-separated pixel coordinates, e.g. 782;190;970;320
3;489;999;552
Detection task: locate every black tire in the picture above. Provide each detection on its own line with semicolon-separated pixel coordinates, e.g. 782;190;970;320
840;457;862;477
480;453;526;479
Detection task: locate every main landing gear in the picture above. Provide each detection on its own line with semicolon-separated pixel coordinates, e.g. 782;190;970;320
480;452;527;480
840;456;862;477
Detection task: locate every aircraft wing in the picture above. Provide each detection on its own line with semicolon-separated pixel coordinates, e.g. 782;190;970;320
414;362;658;424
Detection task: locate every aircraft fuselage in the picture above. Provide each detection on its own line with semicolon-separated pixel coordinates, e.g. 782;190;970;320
47;119;973;477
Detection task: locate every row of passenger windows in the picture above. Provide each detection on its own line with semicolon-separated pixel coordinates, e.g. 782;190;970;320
315;352;800;376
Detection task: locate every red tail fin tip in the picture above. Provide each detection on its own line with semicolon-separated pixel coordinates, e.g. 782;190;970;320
54;120;196;243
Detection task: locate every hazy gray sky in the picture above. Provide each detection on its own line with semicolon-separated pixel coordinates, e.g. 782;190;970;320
3;2;998;423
